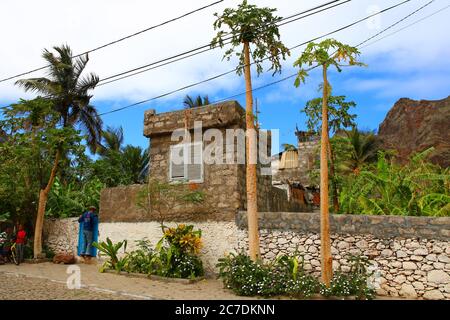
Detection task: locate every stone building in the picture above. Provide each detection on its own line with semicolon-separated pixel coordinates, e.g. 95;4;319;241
100;100;307;223
271;127;320;206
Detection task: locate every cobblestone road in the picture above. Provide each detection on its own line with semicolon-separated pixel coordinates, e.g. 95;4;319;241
0;262;256;300
0;272;138;300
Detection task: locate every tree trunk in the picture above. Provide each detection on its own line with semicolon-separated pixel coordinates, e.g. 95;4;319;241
320;65;333;286
243;41;260;261
33;149;60;259
327;140;340;213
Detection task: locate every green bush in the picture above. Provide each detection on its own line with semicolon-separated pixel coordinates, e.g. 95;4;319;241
126;239;156;274
95;225;205;279
217;252;375;299
217;252;319;298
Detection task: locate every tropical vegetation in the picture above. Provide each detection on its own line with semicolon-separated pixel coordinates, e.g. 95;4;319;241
93;224;204;279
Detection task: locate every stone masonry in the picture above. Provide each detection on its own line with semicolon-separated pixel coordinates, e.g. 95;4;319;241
236;212;450;299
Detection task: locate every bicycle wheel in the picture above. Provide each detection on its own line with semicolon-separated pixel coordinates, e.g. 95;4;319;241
11;245;19;265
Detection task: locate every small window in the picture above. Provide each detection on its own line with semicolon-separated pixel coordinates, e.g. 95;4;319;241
169;142;203;182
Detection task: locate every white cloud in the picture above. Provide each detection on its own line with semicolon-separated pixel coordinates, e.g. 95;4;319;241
0;0;448;107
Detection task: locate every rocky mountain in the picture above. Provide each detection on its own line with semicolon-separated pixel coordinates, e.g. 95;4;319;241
378;96;450;167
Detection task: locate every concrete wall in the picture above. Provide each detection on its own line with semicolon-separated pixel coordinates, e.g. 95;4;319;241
43;218;239;274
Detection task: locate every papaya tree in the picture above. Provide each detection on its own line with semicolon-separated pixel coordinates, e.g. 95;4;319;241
294;39;364;285
211;0;290;260
303;95;357;212
15;45;102;258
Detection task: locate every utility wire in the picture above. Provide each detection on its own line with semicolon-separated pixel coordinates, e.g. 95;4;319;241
356;0;434;47
361;3;450;48
0;0;352;110
99;0;412;116
0;0;224;83
97;0;351;86
212;0;440;105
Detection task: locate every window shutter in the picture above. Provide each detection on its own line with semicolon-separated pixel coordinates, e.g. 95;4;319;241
170;145;185;180
187;143;203;181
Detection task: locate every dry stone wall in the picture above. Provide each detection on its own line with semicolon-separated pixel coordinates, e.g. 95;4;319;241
236;212;450;300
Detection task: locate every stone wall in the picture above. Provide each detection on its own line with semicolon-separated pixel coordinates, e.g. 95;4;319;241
43;219;239;274
236;212;450;299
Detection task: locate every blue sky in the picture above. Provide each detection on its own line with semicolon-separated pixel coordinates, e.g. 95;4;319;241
1;0;449;155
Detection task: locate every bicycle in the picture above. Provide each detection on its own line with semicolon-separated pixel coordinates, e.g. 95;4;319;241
7;242;20;265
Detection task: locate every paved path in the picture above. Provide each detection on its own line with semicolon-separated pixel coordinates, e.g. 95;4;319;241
0;262;256;300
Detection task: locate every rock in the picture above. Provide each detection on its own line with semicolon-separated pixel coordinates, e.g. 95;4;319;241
278;238;288;245
378;96;450;167
423;290;445;300
403;262;417;270
444;284;450;294
427;270;450;284
437;254;450;263
308;246;318;254
393;275;406;284
397;251;408;258
412;282;425;290
410;255;423;262
53;253;76;264
425;254;437;262
381;249;393;257
337;241;349;250
356;240;368;249
433;262;445;269
390;261;402;268
413;248;428;256
399;284;417;298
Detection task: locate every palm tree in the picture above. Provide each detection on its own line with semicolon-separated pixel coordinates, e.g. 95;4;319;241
344;128;378;175
294;39;364;286
121;145;149;183
183;94;210;108
97;126;124;156
212;0;289;261
15;44;102;258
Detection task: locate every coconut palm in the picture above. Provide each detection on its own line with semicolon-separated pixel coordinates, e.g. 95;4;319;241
15;44;102;258
97;126;124;156
343;128;378;175
183;95;210;108
212;0;289;261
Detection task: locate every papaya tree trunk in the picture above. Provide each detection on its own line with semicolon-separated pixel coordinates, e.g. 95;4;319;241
243;41;260;261
33;149;60;259
320;65;333;286
327;140;340;213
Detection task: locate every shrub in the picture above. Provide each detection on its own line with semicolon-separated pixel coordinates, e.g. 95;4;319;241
94;225;205;279
217;252;375;299
152;224;204;278
125;238;155;274
217;252;319;298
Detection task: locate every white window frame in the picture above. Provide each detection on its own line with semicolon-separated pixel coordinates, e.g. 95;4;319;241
169;142;203;183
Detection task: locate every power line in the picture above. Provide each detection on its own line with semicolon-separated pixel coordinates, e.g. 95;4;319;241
96;0;351;86
212;0;439;105
0;0;224;84
361;3;450;48
99;0;412;116
0;0;352;110
356;0;434;47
